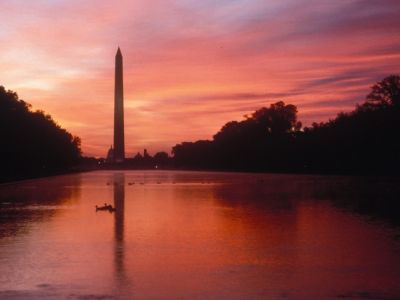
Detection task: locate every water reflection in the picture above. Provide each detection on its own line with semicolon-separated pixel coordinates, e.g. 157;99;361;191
309;176;400;226
0;171;399;299
113;172;125;284
0;175;81;238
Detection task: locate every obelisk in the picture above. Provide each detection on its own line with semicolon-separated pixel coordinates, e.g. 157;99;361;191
113;47;125;163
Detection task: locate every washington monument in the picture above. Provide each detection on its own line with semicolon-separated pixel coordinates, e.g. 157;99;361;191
114;47;125;163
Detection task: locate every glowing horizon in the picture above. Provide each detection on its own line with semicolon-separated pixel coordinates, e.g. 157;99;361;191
1;0;399;157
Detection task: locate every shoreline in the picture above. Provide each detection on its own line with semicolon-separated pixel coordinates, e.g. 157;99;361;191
1;166;398;185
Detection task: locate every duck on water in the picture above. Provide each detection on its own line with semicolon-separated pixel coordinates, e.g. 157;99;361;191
95;203;115;212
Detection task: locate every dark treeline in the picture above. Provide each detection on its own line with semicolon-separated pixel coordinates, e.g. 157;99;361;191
99;148;172;169
2;75;399;180
0;86;81;182
172;75;400;175
128;149;172;169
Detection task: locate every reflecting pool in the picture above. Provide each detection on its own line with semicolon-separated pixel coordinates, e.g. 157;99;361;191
0;171;399;299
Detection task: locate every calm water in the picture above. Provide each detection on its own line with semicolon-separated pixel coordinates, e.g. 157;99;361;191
0;171;399;300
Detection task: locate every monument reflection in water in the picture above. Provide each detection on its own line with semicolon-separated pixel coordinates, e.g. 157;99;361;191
113;172;125;284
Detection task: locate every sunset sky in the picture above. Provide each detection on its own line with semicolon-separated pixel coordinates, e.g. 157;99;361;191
1;0;400;157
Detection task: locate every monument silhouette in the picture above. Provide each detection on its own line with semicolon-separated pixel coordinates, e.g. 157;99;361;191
113;47;125;163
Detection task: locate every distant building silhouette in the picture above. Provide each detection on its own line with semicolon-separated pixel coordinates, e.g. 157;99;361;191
113;47;125;163
143;149;150;158
106;145;114;163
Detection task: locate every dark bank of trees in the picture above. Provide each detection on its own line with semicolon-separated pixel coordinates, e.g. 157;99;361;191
0;86;81;182
103;149;172;169
172;75;400;176
129;149;171;169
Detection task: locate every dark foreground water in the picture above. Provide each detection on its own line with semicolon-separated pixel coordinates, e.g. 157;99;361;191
0;171;399;300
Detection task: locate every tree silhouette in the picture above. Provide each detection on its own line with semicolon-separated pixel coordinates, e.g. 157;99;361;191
251;101;302;134
172;76;400;175
0;86;81;182
365;75;400;109
153;151;170;167
173;102;302;171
